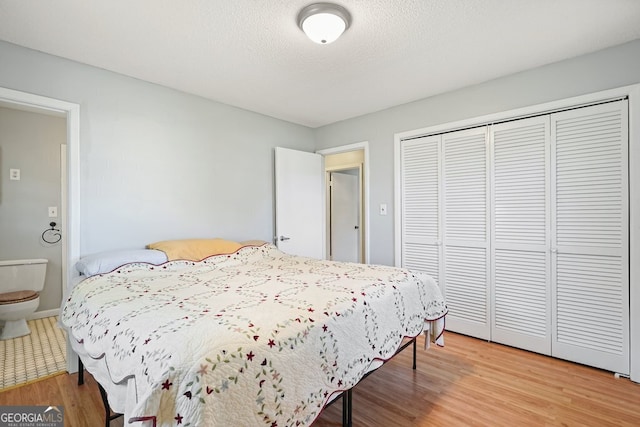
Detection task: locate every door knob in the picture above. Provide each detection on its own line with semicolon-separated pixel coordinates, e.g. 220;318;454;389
279;236;291;241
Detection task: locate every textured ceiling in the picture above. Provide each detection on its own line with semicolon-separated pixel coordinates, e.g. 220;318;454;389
0;0;639;128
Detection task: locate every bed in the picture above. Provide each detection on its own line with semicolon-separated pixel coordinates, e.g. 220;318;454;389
61;241;447;426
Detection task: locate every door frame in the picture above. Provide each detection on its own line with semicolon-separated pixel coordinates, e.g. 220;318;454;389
0;86;81;372
318;141;370;264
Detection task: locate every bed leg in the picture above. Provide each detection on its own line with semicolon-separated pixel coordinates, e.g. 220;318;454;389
412;337;417;370
78;356;84;385
342;389;352;427
97;382;124;427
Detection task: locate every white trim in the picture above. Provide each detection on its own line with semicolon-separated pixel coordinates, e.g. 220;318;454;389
394;84;640;383
317;142;371;264
629;85;640;383
0;86;80;373
60;143;68;316
395;85;636;141
393;138;402;267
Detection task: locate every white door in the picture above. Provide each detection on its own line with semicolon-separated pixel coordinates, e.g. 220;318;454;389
550;101;629;374
442;127;491;340
490;116;551;355
274;147;324;259
399;135;441;281
330;171;360;263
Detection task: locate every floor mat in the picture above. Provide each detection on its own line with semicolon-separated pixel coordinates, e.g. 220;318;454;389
0;316;67;390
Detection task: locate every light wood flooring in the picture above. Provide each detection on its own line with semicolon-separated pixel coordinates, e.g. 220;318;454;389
1;332;638;426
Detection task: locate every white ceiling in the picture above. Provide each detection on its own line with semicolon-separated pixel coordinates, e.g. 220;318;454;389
1;0;639;128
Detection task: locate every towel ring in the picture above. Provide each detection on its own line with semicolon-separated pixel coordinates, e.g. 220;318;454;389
42;222;62;244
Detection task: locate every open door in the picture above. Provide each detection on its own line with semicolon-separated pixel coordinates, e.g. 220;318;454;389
330;170;360;263
274;147;324;259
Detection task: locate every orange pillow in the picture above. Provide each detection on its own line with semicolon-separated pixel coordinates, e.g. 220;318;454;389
146;238;243;261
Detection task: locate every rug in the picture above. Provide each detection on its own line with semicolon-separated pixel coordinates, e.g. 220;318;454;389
0;316;67;390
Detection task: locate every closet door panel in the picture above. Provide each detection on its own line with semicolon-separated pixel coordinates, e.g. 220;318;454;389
551;101;629;374
494;249;548;352
403;243;439;280
443;130;487;244
493;121;548;246
556;254;624;353
491;117;551;354
400;136;441;282
444;246;489;337
442;128;490;339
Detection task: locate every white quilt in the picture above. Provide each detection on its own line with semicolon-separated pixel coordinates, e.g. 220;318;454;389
62;244;447;426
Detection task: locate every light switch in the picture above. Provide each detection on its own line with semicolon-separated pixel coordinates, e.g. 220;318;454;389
379;203;387;215
10;169;20;180
48;207;58;218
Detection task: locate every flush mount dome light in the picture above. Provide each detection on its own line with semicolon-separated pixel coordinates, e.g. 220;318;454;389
297;3;351;44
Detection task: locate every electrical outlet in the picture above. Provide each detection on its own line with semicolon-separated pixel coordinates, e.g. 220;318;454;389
48;207;58;218
10;169;20;180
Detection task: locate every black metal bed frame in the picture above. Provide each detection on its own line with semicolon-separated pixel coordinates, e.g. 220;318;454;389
77;337;418;427
77;358;123;427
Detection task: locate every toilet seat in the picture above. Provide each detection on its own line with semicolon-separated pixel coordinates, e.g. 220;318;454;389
0;290;39;305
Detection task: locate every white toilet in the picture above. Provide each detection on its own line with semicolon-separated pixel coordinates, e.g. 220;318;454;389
0;259;48;340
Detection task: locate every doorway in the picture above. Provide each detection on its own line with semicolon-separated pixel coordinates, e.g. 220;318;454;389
0;86;80;373
0;105;65;319
319;143;368;263
328;168;361;263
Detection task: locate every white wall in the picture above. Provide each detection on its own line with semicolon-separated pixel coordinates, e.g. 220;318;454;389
314;38;640;266
0;41;315;255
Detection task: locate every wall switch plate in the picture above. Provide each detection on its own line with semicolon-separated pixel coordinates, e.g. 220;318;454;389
10;169;20;180
379;203;388;215
48;206;58;218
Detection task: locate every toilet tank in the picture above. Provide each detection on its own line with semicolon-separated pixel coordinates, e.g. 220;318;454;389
0;259;48;293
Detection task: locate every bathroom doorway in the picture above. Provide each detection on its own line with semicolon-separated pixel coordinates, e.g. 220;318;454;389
0;105;65;319
0;86;81;377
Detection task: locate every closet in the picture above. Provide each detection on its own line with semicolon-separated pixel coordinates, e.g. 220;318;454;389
398;100;629;374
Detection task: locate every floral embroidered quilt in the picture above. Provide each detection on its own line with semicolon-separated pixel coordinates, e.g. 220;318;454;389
62;244;447;426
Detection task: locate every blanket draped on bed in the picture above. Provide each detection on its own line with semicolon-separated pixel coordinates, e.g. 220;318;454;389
62;244;446;426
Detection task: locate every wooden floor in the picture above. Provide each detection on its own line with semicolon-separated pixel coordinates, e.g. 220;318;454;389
1;332;639;426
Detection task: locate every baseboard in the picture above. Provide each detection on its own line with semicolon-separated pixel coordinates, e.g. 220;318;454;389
27;308;60;320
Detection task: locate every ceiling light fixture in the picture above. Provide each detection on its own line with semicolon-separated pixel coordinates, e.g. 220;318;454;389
297;3;351;44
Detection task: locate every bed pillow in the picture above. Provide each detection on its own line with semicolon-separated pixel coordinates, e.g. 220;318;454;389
146;238;244;261
76;249;168;277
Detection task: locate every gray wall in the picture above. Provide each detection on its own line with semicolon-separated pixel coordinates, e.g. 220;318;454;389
0;107;65;311
0;40;315;313
315;38;640;266
0;40;315;253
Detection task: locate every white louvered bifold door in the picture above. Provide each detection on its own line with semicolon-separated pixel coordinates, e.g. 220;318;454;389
550;101;629;374
442;128;490;339
490;116;551;354
400;136;441;283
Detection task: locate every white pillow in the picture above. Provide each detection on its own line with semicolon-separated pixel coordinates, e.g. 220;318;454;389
75;249;168;277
